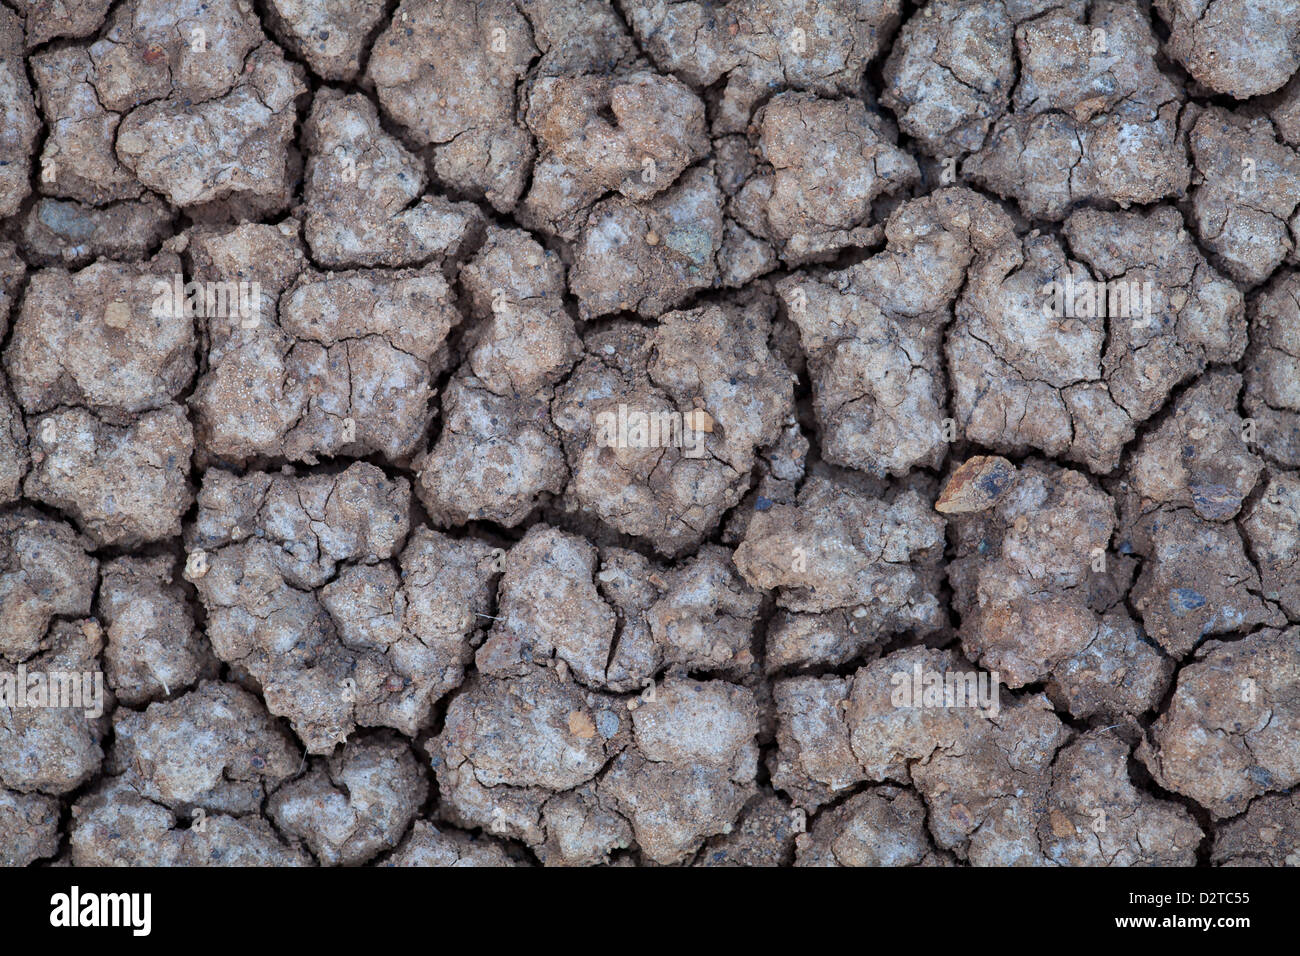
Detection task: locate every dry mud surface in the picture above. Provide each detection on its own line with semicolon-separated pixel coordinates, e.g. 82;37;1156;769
1;0;1298;868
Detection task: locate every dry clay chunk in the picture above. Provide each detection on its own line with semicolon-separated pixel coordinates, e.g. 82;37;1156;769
19;198;173;268
1130;371;1262;520
736;92;918;261
419;376;568;526
946;214;1232;473
1129;507;1281;658
275;266;461;462
1188;107;1300;286
1242;472;1300;616
0;620;109;796
266;0;387;81
0;512;97;663
189;464;413;751
1157;0;1300;98
432;665;632;863
191;465;499;749
1269;72;1300;148
384;821;522;867
521;71;708;238
302;90;484;267
71;778;311;866
1244;270;1300;466
196;243;458;465
0;789;61;866
25;405;193;547
478;526;760;690
795;787;942;867
6;256;192;419
516;0;635;76
594;677;760;865
570;167;724;319
778;187;1015;477
435;668;757;865
770;647;978;807
37;0;305;215
21;0;114;48
965;2;1188;219
269;733;427;866
771;646;1072;864
108;681;299;815
475;525;615;686
458;228;581;394
90;0;263;108
597;544;761;690
418;228;579;526
187;221;307;465
0;241;24;339
1140;627;1300;818
908;691;1068;865
115;43;305;212
1061;207;1247;432
1046;610;1172;720
641;544;761;680
720;417;809;545
695;792;800;867
554;302;792;556
98;557;216;706
881;0;1014;156
320;526;498;736
1212;792;1300;866
30;45;143;205
0;7;38;217
371;0;536;212
947;459;1165;698
733;473;944;629
1040;731;1201;866
620;0;902;133
764;610;883;674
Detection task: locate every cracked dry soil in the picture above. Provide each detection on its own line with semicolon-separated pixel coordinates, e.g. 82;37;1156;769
0;0;1298;868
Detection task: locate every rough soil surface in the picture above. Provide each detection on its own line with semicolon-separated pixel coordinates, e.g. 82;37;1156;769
2;0;1297;868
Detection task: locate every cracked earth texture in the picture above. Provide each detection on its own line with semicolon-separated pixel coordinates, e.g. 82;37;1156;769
0;0;1298;867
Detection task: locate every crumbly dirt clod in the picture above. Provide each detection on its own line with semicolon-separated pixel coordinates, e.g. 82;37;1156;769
1186;107;1300;286
0;8;38;219
795;787;945;867
383;820;523;867
0;620;110;795
965;2;1189;220
416;227;578;525
1040;730;1202;866
779;187;1014;477
0;511;98;663
1244;270;1300;466
268;732;427;865
1212;791;1300;866
98;556;218;706
1156;0;1300;99
554;300;793;556
733;92;919;262
620;0;902;134
301;90;485;268
881;0;1014;157
1139;627;1300;819
733;473;944;625
0;788;60;866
